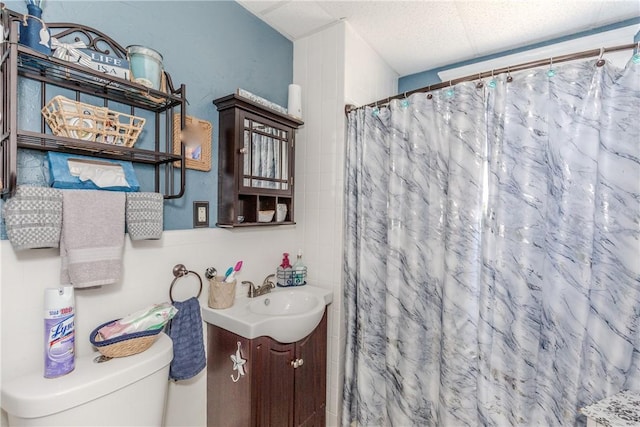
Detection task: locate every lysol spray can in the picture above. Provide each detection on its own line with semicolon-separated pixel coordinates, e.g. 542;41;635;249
44;286;75;378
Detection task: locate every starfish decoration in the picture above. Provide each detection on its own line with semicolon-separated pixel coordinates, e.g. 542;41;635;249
230;341;246;383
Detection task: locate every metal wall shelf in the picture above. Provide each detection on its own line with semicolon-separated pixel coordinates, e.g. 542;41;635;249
1;7;187;199
16;131;182;165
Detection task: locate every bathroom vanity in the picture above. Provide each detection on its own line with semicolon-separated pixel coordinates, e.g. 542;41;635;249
206;312;326;427
202;285;332;427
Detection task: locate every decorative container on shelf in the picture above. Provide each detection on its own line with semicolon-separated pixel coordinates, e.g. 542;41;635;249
19;3;51;55
127;45;164;90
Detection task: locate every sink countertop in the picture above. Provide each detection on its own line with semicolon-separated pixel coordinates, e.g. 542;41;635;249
201;284;333;341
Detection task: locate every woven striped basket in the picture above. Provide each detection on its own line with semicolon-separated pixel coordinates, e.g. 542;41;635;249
42;96;145;148
90;319;164;358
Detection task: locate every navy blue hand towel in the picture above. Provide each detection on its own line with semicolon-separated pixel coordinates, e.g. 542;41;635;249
167;297;206;381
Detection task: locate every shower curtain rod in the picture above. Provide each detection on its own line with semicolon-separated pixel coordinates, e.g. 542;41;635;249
344;42;638;114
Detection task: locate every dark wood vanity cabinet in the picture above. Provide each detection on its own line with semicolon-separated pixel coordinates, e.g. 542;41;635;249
207;311;327;427
213;94;303;227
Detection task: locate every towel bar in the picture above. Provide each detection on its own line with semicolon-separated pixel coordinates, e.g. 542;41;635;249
169;264;203;302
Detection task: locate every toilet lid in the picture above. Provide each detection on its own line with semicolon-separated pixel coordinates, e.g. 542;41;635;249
0;333;172;419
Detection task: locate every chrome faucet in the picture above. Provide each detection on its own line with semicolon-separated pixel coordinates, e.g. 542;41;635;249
243;274;276;298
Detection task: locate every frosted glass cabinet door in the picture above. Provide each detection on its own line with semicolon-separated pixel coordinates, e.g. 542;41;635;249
241;118;290;191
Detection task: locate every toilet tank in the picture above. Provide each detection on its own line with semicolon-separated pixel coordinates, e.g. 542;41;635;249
1;333;173;426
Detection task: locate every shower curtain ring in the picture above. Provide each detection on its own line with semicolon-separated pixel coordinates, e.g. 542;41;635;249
596;47;606;67
446;80;455;97
547;57;556;77
426;86;433;100
506;66;513;83
401;92;410;108
488;69;497;88
634;42;640;64
476;73;484;89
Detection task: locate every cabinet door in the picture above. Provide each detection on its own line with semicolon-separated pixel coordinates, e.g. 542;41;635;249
255;337;296;427
239;111;293;196
294;312;327;427
206;325;254;427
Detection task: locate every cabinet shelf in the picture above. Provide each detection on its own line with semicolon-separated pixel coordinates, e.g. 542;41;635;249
1;8;187;199
217;221;296;228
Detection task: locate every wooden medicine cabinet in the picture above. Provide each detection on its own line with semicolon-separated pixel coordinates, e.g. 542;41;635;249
213;94;303;227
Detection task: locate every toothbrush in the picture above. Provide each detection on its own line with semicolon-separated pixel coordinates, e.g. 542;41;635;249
224;261;243;283
222;267;233;280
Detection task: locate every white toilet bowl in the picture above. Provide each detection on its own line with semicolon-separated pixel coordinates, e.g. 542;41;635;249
1;333;173;426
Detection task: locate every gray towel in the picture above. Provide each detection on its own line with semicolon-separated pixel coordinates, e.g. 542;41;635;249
3;186;62;250
60;190;125;288
125;192;163;240
167;297;206;381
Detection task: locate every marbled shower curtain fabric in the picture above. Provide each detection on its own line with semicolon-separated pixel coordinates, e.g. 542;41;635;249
342;58;640;426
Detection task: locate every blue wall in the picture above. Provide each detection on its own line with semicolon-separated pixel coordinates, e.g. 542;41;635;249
399;17;640;93
1;0;292;234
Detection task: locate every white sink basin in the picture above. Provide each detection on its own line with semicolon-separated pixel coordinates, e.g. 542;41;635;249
248;291;319;316
201;285;333;343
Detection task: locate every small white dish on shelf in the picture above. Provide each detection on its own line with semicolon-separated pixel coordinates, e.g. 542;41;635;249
258;210;275;223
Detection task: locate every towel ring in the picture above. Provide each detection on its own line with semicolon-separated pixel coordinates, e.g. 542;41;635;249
169;264;202;303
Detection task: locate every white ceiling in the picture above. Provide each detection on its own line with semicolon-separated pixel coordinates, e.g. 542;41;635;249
237;0;640;77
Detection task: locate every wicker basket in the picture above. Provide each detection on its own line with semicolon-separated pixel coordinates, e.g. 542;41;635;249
90;319;163;358
42;96;145;148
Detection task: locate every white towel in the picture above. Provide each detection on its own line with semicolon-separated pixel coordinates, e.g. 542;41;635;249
60;190;125;288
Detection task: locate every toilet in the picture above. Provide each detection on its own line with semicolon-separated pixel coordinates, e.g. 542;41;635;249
1;333;173;426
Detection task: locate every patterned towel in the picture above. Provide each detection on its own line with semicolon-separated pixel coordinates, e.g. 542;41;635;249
3;186;62;251
125;192;163;240
167;297;206;381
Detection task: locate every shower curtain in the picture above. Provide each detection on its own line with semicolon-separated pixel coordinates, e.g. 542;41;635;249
342;57;640;426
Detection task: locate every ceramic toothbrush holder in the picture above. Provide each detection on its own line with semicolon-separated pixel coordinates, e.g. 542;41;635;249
208;276;236;309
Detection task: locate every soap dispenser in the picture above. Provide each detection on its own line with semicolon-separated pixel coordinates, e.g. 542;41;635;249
292;250;307;286
277;253;293;286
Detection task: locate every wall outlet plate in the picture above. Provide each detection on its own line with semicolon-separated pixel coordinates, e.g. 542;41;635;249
193;201;209;228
